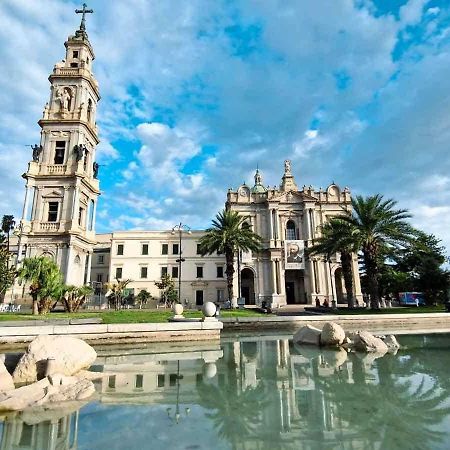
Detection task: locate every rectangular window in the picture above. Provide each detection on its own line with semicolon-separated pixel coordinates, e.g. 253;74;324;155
54;141;65;164
172;266;178;278
217;266;224;278
142;244;149;255
47;202;59;222
161;243;168;255
98;255;104;264
96;273;103;283
172;243;179;255
157;374;165;387
140;267;148;279
197;243;202;254
217;289;224;302
117;244;124;255
135;374;143;389
73;50;79;58
196;266;203;278
161;266;168;277
169;374;177;387
108;375;116;389
115;267;122;279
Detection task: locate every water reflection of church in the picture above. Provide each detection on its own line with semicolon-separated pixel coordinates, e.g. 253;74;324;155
3;335;443;450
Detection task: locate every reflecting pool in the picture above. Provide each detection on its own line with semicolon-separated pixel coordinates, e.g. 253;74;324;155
1;333;450;449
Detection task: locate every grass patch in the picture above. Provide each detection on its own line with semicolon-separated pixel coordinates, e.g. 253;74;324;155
0;308;267;324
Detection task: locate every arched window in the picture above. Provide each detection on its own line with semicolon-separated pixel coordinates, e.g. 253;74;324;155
286;220;296;240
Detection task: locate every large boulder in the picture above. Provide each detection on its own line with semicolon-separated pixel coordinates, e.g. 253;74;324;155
353;331;388;353
45;378;95;403
0;360;15;393
382;335;400;353
13;335;97;384
293;325;322;346
320;322;346;346
0;378;50;411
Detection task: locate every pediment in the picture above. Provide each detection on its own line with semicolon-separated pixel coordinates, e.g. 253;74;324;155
270;190;317;203
44;189;64;198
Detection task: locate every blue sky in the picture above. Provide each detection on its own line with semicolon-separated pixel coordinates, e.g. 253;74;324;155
0;0;450;251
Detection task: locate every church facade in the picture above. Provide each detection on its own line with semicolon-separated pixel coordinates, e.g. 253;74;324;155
226;162;363;307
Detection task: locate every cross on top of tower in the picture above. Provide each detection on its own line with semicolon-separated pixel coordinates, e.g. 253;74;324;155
75;3;93;32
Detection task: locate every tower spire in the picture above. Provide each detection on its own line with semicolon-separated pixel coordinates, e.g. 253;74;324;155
75;3;93;36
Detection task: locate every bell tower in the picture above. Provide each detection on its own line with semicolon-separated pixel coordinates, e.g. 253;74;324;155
19;4;100;285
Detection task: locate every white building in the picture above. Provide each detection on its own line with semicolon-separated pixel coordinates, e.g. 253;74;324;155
91;231;227;307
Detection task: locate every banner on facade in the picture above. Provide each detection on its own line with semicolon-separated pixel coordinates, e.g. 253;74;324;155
284;240;305;269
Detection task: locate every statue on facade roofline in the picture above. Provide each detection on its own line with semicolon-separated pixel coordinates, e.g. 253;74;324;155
93;161;99;179
284;159;292;174
73;144;86;161
31;144;43;162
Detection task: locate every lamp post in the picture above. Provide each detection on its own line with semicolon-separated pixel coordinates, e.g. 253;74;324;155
172;222;191;305
166;360;190;424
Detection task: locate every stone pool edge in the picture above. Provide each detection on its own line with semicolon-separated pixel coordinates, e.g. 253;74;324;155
0;320;223;347
221;312;450;334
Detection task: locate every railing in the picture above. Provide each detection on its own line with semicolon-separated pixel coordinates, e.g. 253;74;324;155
54;67;81;76
46;164;67;175
40;222;59;231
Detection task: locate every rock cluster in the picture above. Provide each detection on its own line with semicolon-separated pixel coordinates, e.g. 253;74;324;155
0;335;101;412
293;321;400;357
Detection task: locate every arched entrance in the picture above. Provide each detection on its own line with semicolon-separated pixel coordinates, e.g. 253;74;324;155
334;268;345;304
241;268;255;305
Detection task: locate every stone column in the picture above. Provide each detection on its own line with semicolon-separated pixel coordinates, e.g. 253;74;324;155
274;209;279;241
21;185;30;221
304;208;312;241
272;260;277;295
92;200;97;231
269;209;274;241
85;252;92;284
71;185;80;228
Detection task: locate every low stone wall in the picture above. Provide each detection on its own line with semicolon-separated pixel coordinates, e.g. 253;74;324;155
0;320;223;347
221;312;450;335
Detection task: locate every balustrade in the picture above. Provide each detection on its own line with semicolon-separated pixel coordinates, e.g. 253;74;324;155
40;222;59;231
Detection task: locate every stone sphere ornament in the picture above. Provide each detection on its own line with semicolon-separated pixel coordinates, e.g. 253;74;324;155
172;303;184;316
202;301;216;318
203;362;217;379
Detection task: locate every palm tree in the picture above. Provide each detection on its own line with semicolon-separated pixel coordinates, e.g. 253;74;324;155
308;218;358;308
105;279;131;310
60;285;94;312
17;256;63;315
198;210;261;306
136;289;152;309
341;195;415;309
1;215;15;269
197;381;268;449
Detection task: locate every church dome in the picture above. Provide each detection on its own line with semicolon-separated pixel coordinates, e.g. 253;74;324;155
251;168;268;193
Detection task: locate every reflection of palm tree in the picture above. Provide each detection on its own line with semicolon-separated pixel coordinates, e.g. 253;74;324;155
197;381;268;449
317;357;450;450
